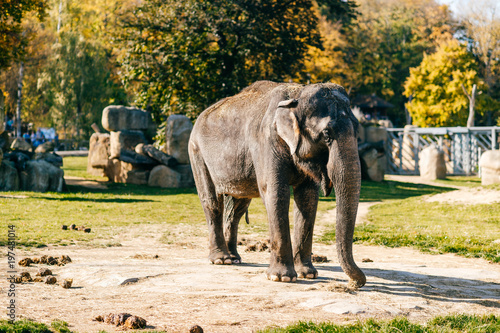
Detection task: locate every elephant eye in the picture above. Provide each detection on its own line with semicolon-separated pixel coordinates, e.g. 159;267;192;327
322;129;333;144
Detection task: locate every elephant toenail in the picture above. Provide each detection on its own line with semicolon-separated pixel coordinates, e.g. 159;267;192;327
271;275;280;281
232;259;240;264
214;259;223;264
224;259;232;264
306;273;315;279
292;277;297;282
282;276;291;282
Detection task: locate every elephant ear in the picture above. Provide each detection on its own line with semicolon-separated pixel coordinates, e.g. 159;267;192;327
274;99;300;155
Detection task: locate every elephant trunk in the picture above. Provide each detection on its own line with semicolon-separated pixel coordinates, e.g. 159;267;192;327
328;133;366;288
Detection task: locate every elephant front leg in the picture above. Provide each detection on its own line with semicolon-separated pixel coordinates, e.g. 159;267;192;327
262;183;297;282
292;181;319;279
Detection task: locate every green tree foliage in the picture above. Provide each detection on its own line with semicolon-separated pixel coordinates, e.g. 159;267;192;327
403;40;491;127
0;0;48;71
117;0;322;121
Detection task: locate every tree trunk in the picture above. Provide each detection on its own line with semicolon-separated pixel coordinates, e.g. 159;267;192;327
16;62;24;138
462;83;476;128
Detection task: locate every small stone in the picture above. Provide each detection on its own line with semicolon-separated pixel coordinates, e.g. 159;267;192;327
362;258;373;263
311;254;328;263
189;325;204;333
123;315;147;329
37;268;52;276
45;276;57;284
61;225;68;230
61;278;73;289
84;228;91;233
18;258;32;267
70;224;76;230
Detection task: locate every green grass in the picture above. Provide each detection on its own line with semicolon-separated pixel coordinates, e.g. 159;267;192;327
62;156;107;180
259;314;500;333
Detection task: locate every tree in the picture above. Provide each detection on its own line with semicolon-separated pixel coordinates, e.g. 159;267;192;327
457;0;500;125
0;0;48;71
116;0;322;121
403;40;490;127
338;0;456;125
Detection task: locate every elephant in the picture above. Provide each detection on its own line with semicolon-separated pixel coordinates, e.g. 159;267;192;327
188;80;366;288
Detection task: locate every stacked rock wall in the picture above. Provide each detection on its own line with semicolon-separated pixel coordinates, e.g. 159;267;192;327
88;106;194;188
357;122;388;182
0;138;65;192
479;150;500;185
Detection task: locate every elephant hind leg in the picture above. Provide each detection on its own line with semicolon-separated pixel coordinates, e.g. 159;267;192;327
224;196;252;264
190;151;232;265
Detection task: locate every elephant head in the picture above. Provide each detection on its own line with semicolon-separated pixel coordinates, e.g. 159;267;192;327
274;83;366;288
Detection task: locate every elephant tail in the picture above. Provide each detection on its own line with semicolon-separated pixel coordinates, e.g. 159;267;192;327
245;209;250;224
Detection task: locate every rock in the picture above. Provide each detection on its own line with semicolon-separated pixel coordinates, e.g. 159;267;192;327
34;141;55;153
148;165;182;188
87;133;110;176
479;150;500;185
174;164;195;187
123;316;147;329
37;268;52;276
61;278;73;289
189;325;204;333
136;143;178;167
109;130;147;159
165;114;193;164
359;143;386;182
18;258;32;267
102;105;155;135
0;131;10;152
0;161;19;191
10;138;32;152
34;152;63;168
419;144;446;180
311;254;328;263
378;119;393;128
19;160;64;192
45;276;57;284
4;150;31;170
0;91;4;135
119;149;158;167
365;126;387;144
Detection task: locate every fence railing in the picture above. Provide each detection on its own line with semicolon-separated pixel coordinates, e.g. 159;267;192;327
386;126;500;175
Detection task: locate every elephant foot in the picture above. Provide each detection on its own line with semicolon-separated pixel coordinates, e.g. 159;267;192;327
265;264;297;283
295;263;318;279
228;248;242;264
208;250;232;265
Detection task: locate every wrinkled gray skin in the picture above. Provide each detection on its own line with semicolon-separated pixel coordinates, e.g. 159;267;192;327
189;81;366;287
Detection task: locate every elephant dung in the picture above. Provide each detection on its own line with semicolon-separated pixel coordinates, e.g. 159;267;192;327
165;114;193;164
19;160;64;192
0;161;19;191
419;144;446;180
102;105;155;136
61;278;73;289
189;325;204;333
37;268;52;276
87;133;111;176
479;150;500;185
45;276;57;284
109;130;147;159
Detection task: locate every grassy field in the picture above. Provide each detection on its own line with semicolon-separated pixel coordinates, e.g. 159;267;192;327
1;314;499;333
0;156;498;263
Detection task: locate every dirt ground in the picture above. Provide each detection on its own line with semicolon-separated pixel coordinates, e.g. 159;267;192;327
3;176;500;332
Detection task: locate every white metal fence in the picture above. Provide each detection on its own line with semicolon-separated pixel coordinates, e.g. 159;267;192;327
386;127;500;175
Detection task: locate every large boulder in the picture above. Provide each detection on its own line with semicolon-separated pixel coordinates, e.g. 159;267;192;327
19;160;64;192
106;159;149;185
34;141;55;153
365;126;387;144
87;133;111;176
0;161;19;191
109;130;147;159
0;90;4;135
148;164;194;188
11;138;32;152
479;150;500;185
419;144;446;180
165;115;193;164
359;141;386;182
135;143;177;167
102;105;155;136
34;152;63;168
119;149;158;167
